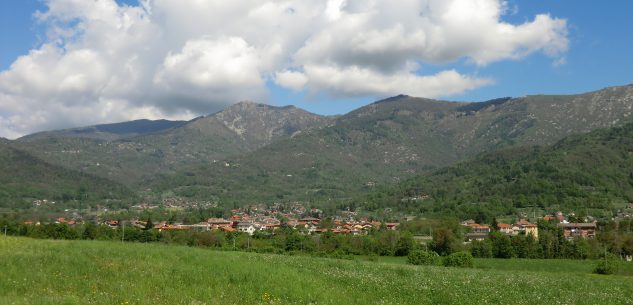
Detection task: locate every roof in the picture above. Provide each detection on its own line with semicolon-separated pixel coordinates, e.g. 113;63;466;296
557;223;596;228
207;218;231;224
497;223;511;228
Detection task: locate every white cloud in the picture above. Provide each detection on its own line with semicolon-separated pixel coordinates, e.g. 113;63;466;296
300;65;493;97
0;0;568;138
274;70;309;91
153;37;266;112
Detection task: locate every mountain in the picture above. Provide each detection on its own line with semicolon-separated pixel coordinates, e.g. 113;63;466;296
6;84;633;206
144;84;633;203
20;119;188;142
12;102;333;184
361;121;633;221
0;141;131;208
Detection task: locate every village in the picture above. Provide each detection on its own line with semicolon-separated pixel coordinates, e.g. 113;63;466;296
34;200;619;243
99;202;402;236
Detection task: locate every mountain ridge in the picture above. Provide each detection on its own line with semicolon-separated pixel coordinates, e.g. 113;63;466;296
5;83;633;206
360;121;633;221
139;84;633;204
19;119;189;142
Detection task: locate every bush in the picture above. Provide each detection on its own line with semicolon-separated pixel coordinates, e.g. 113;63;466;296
407;250;440;266
593;259;619;275
443;252;474;268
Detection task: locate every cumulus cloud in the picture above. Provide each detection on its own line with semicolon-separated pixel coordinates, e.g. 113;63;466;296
300;65;493;98
0;0;568;138
274;70;309;91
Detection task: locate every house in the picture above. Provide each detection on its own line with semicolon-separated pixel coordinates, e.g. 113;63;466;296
207;218;232;229
465;224;491;241
220;226;236;233
511;219;539;239
261;224;280;231
524;223;538;239
130;220;148;229
236;222;257;235
543;215;557;222
300;217;321;225
465;233;489;241
188;222;211;232
461;219;476;226
468;224;490;234
104;220;119;229
493;220;539;239
557;223;597;240
385;223;400;230
497;223;512;235
155;224;190;231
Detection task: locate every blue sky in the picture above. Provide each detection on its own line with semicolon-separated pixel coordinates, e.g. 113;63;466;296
0;0;632;137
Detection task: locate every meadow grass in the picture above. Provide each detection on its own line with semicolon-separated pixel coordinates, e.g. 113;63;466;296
363;254;633;276
1;236;632;305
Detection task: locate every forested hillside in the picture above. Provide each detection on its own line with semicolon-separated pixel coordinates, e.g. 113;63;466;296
0;141;132;209
146;85;633;204
362;122;633;220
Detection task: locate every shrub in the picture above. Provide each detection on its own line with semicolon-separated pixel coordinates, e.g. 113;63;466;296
443;251;474;268
407;250;440;266
593;259;619;275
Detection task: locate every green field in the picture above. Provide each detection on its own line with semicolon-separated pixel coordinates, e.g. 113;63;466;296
1;237;632;305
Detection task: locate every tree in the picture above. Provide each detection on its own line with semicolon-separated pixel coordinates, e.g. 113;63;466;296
407;249;440;265
82;223;97;240
144;218;154;231
430;228;458;256
443;252;474;268
491;217;499;231
471;240;492;258
394;232;415;256
490;232;514;258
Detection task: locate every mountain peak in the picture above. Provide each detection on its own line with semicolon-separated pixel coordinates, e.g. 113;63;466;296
168;99;333;151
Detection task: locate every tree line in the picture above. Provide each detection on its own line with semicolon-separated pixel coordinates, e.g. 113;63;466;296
2;217;633;261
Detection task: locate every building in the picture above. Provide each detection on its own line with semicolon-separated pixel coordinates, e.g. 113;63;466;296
497;223;512;235
524;223;538;239
494;220;539;239
464;223;491;241
557;223;597;240
236;222;257;235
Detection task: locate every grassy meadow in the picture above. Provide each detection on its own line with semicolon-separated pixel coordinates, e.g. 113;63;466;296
1;236;632;305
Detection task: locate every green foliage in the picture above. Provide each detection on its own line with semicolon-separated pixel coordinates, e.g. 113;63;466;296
594;259;619;275
0;142;132;208
443;251;474;268
490;232;515;259
429;228;461;256
7;86;633;211
365;122;633;218
407;249;440;265
394;232;415;256
471;240;493;258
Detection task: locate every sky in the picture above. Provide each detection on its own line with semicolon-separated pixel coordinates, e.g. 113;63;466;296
0;0;632;139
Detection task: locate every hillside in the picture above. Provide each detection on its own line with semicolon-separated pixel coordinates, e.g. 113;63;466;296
362;122;633;220
147;85;633;203
19;119;188;142
0;142;131;208
6;84;633;205
1;237;632;304
13;102;333;185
